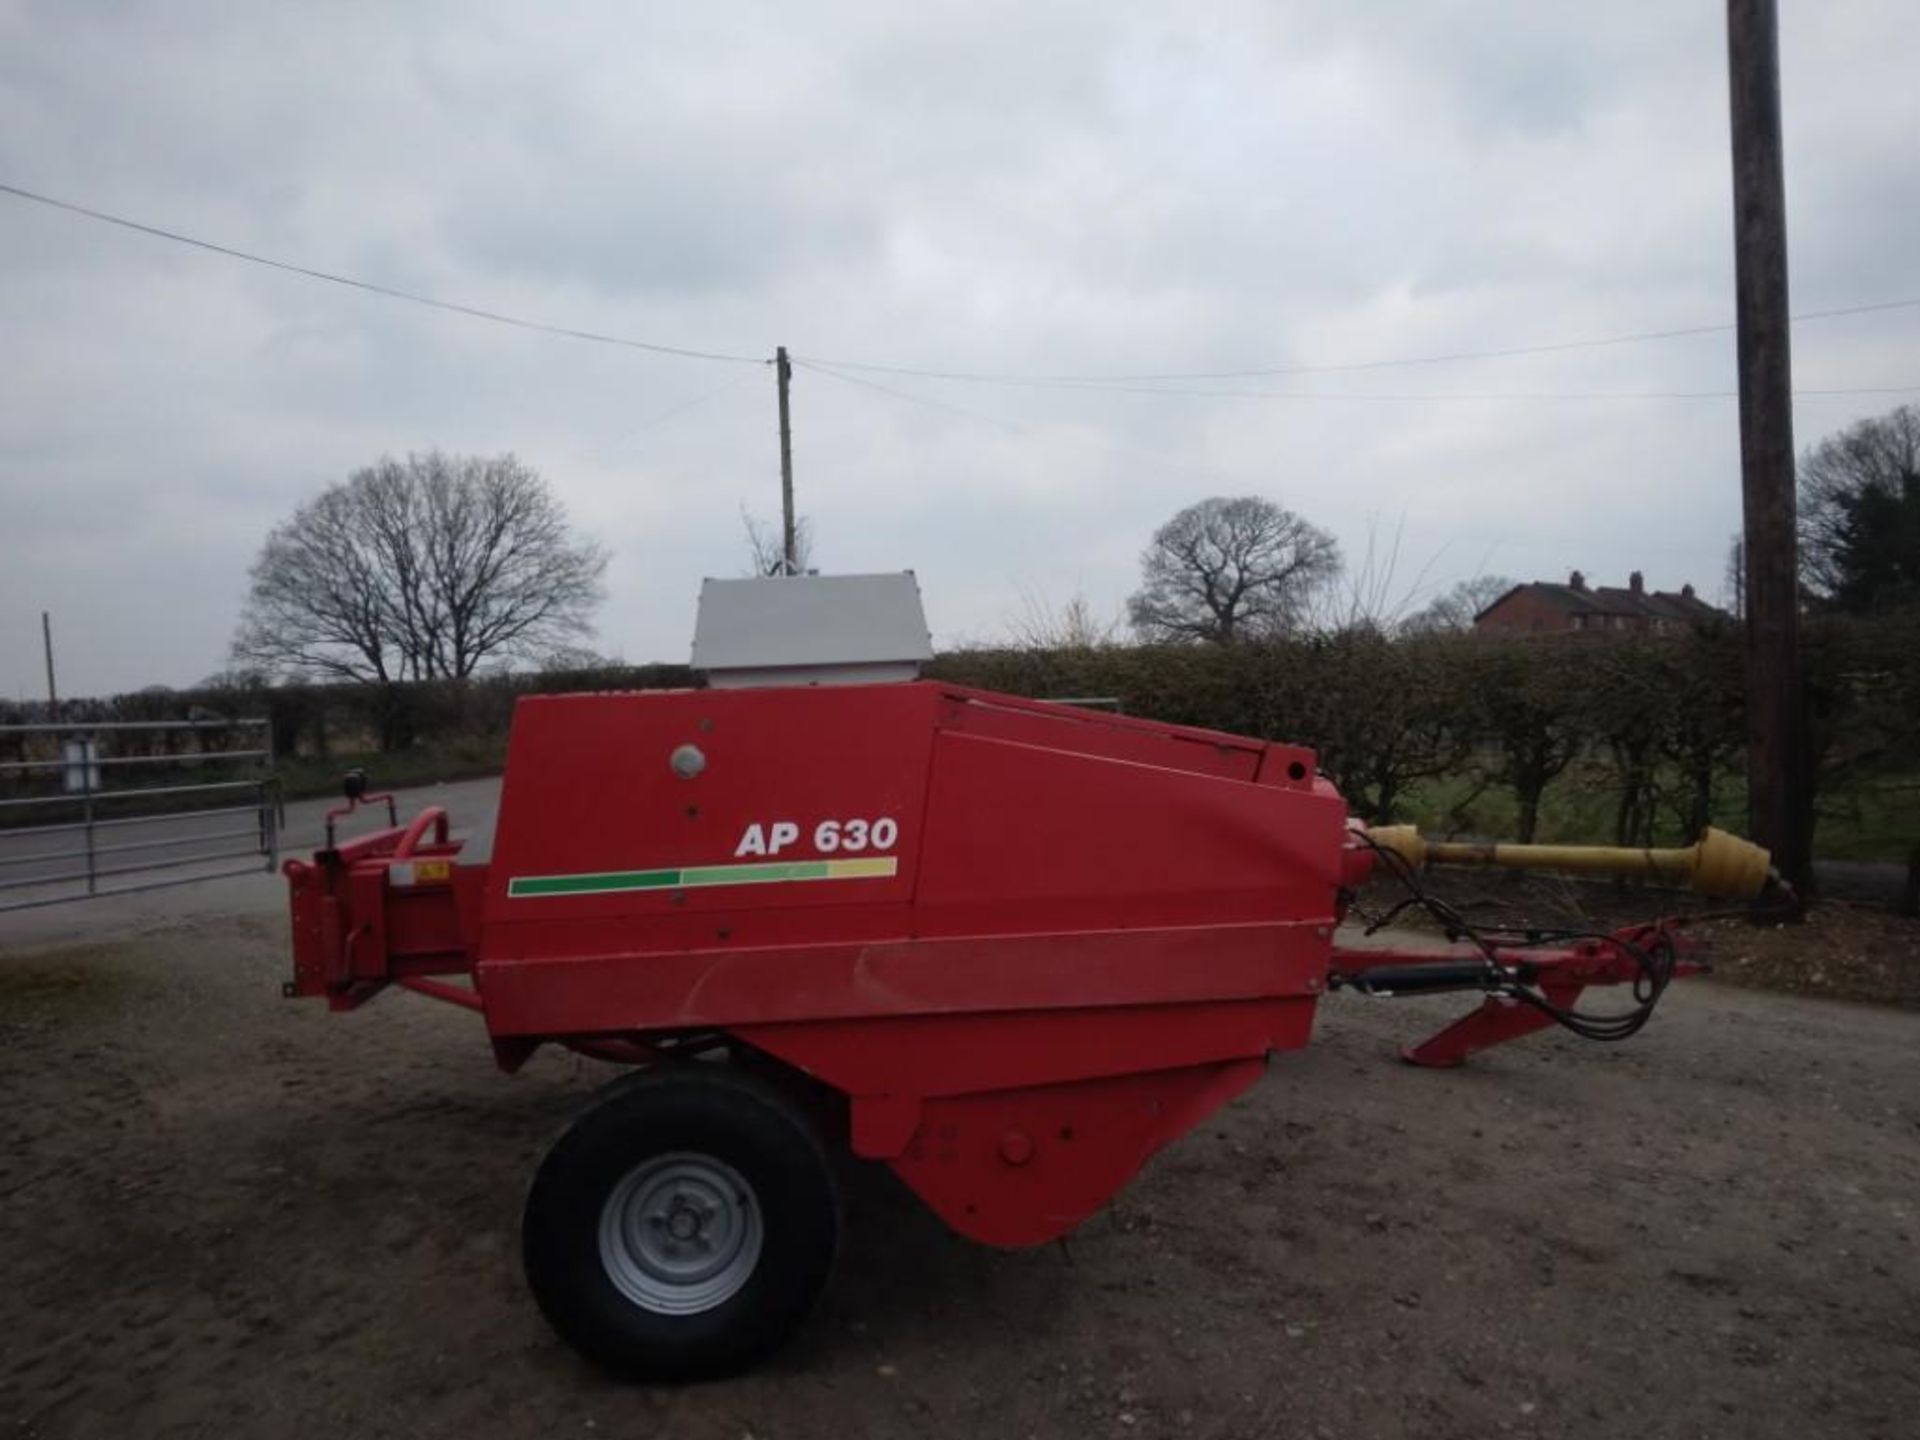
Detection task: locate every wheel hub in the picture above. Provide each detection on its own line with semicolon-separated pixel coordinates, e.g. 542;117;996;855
598;1153;763;1315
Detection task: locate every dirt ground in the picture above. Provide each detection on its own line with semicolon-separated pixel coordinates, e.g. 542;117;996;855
1705;903;1920;1008
2;912;1917;1440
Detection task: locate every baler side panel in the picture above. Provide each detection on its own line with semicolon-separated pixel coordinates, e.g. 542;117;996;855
891;1060;1271;1247
475;682;1347;1037
746;1000;1300;1248
931;689;1265;780
910;728;1346;936
739;1000;1306;1250
929;683;1286;765
480;684;940;933
733;996;1314;1101
477;922;1328;1034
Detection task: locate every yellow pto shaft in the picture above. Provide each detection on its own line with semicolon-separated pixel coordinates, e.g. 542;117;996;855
1362;824;1773;901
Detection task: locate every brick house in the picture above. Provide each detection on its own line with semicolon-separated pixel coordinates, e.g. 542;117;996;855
1473;571;1727;637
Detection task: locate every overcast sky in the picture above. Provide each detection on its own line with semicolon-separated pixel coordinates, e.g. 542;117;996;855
3;1;1917;698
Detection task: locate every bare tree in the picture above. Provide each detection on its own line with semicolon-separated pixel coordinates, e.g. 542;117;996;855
742;507;815;576
1305;516;1458;635
1723;533;1746;618
1005;586;1122;650
1127;496;1341;644
234;452;608;684
538;645;623;674
1799;403;1920;612
1399;574;1517;634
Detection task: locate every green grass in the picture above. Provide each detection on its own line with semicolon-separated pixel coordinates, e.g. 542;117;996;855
1399;761;1917;862
1809;777;1920;862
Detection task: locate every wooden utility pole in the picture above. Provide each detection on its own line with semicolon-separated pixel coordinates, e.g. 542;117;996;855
775;346;797;575
1726;0;1809;898
41;610;58;716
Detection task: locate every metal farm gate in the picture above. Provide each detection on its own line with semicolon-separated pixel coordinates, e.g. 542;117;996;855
0;718;280;913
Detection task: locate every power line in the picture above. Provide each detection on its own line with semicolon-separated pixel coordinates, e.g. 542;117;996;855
0;179;769;366
1129;381;1920;400
794;358;1028;432
803;356;1918;406
5;176;1915;399
594;370;761;458
792;356;1746;570
800;295;1920;388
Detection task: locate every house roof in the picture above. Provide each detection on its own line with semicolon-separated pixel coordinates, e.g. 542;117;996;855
1475;579;1726;625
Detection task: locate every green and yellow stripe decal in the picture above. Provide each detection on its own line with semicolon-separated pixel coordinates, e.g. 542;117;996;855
508;855;898;899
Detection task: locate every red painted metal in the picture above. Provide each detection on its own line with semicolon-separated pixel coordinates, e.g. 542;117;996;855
282;819;472;1012
280;680;1714;1248
391;806;449;858
889;1060;1269;1246
1399;986;1584;1068
1327;926;1705;1067
561;1036;666;1066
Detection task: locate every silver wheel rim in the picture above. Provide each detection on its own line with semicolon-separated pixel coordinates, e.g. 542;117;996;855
597;1152;763;1315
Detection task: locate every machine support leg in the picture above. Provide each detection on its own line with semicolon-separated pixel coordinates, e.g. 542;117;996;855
1400;982;1584;1068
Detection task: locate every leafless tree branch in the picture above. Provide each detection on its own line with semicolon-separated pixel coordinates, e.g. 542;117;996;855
1126;496;1342;644
233;451;608;685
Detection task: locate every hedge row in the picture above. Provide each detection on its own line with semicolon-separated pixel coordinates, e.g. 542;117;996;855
4;617;1914;850
930;617;1918;845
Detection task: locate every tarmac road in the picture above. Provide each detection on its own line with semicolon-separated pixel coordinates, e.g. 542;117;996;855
0;776;502;951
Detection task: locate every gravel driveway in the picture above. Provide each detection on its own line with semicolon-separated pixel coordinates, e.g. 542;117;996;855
1;801;1915;1439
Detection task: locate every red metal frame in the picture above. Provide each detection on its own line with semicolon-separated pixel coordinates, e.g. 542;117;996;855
282;681;1714;1247
1326;926;1705;1067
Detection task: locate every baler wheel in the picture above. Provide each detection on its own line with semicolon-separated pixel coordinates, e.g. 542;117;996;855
522;1065;840;1382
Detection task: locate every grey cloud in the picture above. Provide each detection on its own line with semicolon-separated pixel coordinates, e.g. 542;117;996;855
3;0;1918;697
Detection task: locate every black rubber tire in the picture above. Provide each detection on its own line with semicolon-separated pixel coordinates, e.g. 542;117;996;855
522;1064;840;1382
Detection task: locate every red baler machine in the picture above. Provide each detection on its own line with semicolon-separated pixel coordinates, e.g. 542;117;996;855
284;672;1775;1380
